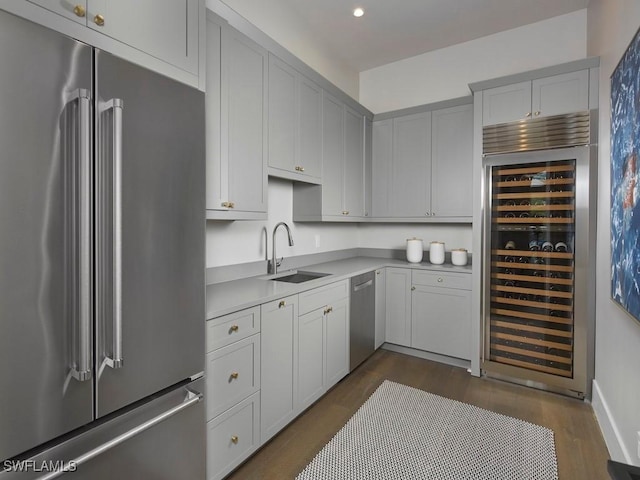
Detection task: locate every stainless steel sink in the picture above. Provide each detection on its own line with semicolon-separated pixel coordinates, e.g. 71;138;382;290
270;271;330;283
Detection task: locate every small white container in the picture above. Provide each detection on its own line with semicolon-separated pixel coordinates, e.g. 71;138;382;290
406;238;423;263
429;241;445;265
451;248;468;266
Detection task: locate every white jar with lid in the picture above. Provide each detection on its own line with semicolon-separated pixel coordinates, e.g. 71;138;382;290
429;241;445;265
451;248;468;266
406;238;423;263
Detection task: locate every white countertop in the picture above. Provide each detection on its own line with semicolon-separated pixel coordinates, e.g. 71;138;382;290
206;256;472;320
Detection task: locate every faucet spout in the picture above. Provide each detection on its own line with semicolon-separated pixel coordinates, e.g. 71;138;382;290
269;222;294;274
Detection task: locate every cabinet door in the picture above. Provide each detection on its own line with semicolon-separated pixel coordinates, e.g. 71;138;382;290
343;106;365;218
223;26;268;213
28;0;87;24
321;92;345;216
431;104;473;218
391;112;431;217
371;119;393;217
411;286;471;360
205;16;226;212
298;309;325;410
86;0;199;74
384;268;412;346
374;269;386;349
531;70;589;118
482;81;532;126
298;75;323;179
260;296;298;443
325;297;349;388
268;54;297;173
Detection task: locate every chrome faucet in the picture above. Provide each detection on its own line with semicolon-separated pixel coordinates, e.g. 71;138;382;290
268;222;294;274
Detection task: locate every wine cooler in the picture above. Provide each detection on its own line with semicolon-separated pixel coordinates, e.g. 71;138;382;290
482;147;596;398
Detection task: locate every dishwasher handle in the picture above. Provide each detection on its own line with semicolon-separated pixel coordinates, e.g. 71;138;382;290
353;279;373;292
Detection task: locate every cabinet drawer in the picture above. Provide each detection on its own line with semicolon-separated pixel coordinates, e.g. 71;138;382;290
206;334;260;421
412;270;471;290
299;279;349;315
206;306;261;352
207;392;260;480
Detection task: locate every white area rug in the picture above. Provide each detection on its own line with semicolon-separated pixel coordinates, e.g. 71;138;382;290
296;380;558;480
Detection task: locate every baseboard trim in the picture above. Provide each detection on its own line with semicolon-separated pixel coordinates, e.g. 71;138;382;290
592;378;631;464
382;343;471;371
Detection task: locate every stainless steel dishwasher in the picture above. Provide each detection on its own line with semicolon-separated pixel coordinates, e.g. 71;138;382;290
350;271;376;371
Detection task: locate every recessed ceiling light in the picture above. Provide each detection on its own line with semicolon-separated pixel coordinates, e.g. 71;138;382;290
353;7;364;18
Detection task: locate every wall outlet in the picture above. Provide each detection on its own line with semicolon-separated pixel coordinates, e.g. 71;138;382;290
315;235;320;249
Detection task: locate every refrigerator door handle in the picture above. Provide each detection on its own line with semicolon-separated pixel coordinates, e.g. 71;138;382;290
70;88;93;382
102;98;124;370
38;388;204;480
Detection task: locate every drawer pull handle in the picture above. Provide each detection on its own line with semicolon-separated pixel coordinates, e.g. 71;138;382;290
229;325;239;333
94;14;105;26
411;286;416;291
229;372;239;380
437;278;443;283
278;300;286;308
231;435;239;444
73;5;86;17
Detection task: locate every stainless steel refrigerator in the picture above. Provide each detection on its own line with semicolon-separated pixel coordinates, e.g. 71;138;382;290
0;10;205;479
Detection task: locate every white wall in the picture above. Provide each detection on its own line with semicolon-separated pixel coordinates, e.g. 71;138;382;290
587;0;640;465
360;10;588;114
214;0;359;99
206;178;358;267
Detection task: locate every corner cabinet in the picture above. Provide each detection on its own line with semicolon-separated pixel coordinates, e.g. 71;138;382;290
482;70;589;126
268;54;322;183
371;100;473;221
205;14;268;220
292;92;365;221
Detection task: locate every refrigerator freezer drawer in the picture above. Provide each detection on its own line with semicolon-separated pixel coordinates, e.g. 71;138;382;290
0;379;205;480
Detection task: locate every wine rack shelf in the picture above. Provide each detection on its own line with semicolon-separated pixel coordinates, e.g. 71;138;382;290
487;159;576;379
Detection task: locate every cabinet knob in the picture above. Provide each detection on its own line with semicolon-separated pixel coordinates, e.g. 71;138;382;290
342;211;349;215
278;300;286;308
73;5;86;17
425;213;431;217
230;372;239;380
231;435;239;444
221;201;235;208
94;14;105;26
325;306;333;314
376;271;381;275
229;325;239;333
525;112;532;118
534;111;541;116
411;286;416;291
295;165;305;172
437;277;443;283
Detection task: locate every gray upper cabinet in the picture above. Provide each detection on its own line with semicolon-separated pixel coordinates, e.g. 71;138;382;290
206;15;268;220
482;70;589;126
431;104;473;217
268;54;322;183
391;112;432;217
293;92;366;221
370;99;473;222
27;0;199;76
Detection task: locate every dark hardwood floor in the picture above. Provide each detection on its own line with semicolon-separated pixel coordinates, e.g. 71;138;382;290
226;349;610;480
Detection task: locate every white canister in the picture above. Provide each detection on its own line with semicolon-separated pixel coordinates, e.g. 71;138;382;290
429;241;445;265
451;248;468;266
406;238;423;263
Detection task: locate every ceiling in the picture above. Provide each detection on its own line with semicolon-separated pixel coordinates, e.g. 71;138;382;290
278;0;590;72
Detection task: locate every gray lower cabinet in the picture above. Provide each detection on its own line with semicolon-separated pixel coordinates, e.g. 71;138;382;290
385;267;412;347
205;14;268;220
374;269;386;349
482;69;590;126
383;268;472;361
371;100;473;221
268;53;322;183
260;295;298;444
205;306;261;480
293;92;365;221
410;271;472;360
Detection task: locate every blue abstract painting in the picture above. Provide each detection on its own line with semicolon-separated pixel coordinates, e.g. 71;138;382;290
611;26;640;322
